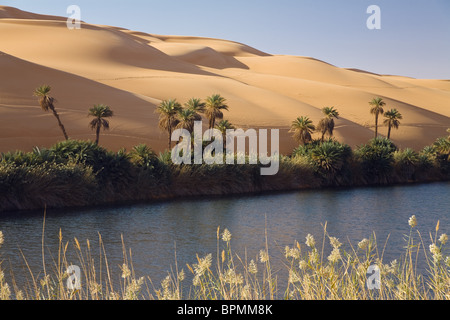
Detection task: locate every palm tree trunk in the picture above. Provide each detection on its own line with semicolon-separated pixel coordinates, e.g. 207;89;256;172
374;113;379;138
95;123;101;145
300;131;306;146
168;127;172;150
50;107;69;140
387;124;392;139
208;117;214;139
222;132;227;152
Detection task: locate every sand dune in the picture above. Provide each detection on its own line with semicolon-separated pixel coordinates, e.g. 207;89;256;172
0;6;449;155
0;5;67;21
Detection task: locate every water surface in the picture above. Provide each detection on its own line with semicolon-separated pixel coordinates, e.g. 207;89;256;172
1;182;449;294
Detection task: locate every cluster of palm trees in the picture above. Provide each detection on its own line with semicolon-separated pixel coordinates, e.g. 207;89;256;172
34;84;405;151
368;97;403;139
290;106;340;145
155;94;233;149
290;98;403;145
33;85;114;145
33;86;235;149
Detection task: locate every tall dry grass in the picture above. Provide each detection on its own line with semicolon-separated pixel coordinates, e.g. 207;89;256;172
0;215;449;300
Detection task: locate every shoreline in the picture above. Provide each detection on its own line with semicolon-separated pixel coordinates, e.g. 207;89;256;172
2;171;449;216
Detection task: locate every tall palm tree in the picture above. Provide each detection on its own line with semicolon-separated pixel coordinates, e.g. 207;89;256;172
176;108;198;132
155;99;182;150
383;108;403;139
33;85;69;140
369;97;386;138
88;104;114;145
204;94;229;130
317;106;340;142
289;116;316;145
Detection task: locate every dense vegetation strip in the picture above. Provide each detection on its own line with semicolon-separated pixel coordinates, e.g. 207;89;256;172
0;135;448;212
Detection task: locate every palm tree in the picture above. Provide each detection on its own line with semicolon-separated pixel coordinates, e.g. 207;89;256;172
176;108;198;132
33;85;69;140
129;144;157;168
289;116;316;145
434;137;450;161
310;142;343;173
204;94;229;130
369;97;386;138
215;119;235;135
383;108;402;139
215;119;235;150
394;148;419;180
309;141;352;185
317;106;339;142
88;104;114;145
155;99;182;150
185;98;205;117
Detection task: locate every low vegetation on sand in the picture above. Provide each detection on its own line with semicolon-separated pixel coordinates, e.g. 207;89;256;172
0;133;449;212
2;88;443;212
0;216;449;300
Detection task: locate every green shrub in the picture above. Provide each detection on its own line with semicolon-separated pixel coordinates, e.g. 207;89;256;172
0;134;448;213
308;140;353;186
0;161;97;211
292;139;353;186
393;148;420;181
354;137;397;185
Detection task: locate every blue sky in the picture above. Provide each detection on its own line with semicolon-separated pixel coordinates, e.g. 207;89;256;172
3;0;450;79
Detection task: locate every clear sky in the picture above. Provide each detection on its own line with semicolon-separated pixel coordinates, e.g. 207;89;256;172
3;0;450;79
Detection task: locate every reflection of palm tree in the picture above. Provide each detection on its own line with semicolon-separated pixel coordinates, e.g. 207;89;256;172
204;94;229;130
290;116;315;145
88;104;114;145
155;99;182;150
383;108;402;139
369;97;386;138
317;106;339;142
33;85;69;140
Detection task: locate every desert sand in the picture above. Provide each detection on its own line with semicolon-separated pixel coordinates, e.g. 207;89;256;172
0;6;449;155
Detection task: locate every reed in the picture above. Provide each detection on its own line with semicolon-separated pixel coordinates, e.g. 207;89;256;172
0;216;448;300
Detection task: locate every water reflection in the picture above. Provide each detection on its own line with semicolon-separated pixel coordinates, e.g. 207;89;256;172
0;182;449;291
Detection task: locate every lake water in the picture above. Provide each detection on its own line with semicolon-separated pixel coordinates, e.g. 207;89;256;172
0;181;449;296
